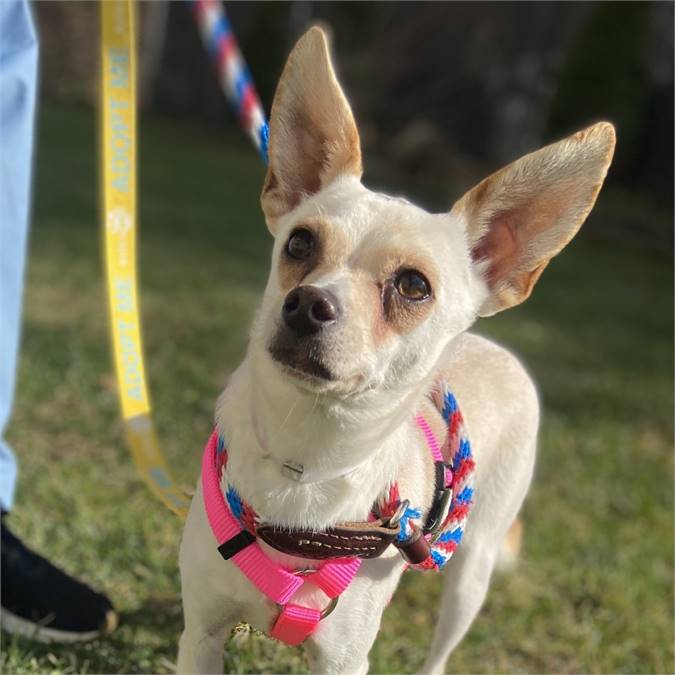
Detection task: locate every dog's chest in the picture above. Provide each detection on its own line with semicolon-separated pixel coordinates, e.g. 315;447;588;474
220;414;436;532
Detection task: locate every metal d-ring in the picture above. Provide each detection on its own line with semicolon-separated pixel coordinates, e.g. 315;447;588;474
277;568;340;620
388;499;410;528
319;595;339;619
294;567;319;576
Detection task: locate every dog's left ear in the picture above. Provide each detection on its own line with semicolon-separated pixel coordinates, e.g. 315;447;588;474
452;122;616;316
261;26;362;231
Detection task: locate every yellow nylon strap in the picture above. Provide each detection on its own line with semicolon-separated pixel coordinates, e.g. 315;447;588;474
101;0;189;518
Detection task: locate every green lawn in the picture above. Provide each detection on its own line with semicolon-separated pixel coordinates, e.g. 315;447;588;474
1;104;672;674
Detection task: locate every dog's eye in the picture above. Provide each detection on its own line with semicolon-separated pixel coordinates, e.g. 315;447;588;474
286;229;314;260
395;269;431;301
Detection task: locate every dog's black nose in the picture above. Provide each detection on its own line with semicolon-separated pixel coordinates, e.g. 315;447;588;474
282;286;340;337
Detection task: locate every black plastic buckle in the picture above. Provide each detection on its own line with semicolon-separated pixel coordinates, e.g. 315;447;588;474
217;530;256;560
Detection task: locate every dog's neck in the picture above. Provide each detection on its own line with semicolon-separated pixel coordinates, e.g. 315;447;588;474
215;354;431;530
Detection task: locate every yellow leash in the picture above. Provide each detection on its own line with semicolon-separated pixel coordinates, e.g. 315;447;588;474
100;0;189;518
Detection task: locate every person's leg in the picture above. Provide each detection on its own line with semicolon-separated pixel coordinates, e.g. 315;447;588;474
0;0;118;643
0;0;38;513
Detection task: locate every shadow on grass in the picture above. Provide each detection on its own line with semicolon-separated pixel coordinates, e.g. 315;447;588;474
121;595;184;634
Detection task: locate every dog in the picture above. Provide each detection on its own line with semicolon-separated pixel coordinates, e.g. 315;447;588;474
177;26;615;675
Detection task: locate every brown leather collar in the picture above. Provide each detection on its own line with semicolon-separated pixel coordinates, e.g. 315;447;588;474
256;518;399;560
256;514;432;564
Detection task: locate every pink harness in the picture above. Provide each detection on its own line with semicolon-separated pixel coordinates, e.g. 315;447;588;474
202;431;362;645
201;392;473;646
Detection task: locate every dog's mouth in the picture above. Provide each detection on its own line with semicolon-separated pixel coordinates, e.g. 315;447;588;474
268;344;335;382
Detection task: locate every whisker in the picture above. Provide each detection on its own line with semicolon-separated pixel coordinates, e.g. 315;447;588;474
279;397;300;432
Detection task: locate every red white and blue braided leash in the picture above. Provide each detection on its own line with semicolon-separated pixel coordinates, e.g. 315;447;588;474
416;385;476;570
189;0;269;161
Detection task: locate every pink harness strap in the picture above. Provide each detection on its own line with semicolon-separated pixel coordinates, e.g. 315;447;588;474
202;432;304;604
312;558;361;598
415;414;453;487
414;414;443;462
202;431;362;644
271;604;321;646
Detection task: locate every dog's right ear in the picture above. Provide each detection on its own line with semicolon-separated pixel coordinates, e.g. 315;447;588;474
261;27;362;232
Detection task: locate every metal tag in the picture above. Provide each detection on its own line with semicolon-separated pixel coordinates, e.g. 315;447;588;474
281;460;304;481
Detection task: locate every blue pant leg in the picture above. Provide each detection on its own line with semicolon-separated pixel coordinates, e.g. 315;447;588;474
0;0;38;511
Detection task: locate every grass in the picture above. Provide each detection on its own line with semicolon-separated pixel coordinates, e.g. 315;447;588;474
1;103;672;674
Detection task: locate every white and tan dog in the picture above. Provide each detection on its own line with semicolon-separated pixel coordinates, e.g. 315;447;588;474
178;27;615;675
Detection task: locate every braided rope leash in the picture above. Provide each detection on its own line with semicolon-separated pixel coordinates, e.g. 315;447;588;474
189;0;269;162
413;387;475;571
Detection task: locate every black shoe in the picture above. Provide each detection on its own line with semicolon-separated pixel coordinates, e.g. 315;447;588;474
0;516;118;643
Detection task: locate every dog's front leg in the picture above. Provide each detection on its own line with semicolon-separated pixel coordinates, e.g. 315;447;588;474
304;557;404;675
419;539;498;675
178;488;242;674
177;618;236;675
304;616;372;675
176;575;239;675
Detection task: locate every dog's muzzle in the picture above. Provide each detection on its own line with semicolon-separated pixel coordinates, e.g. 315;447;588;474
269;285;340;381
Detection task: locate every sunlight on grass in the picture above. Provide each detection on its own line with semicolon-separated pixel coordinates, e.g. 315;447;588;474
1;105;672;674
